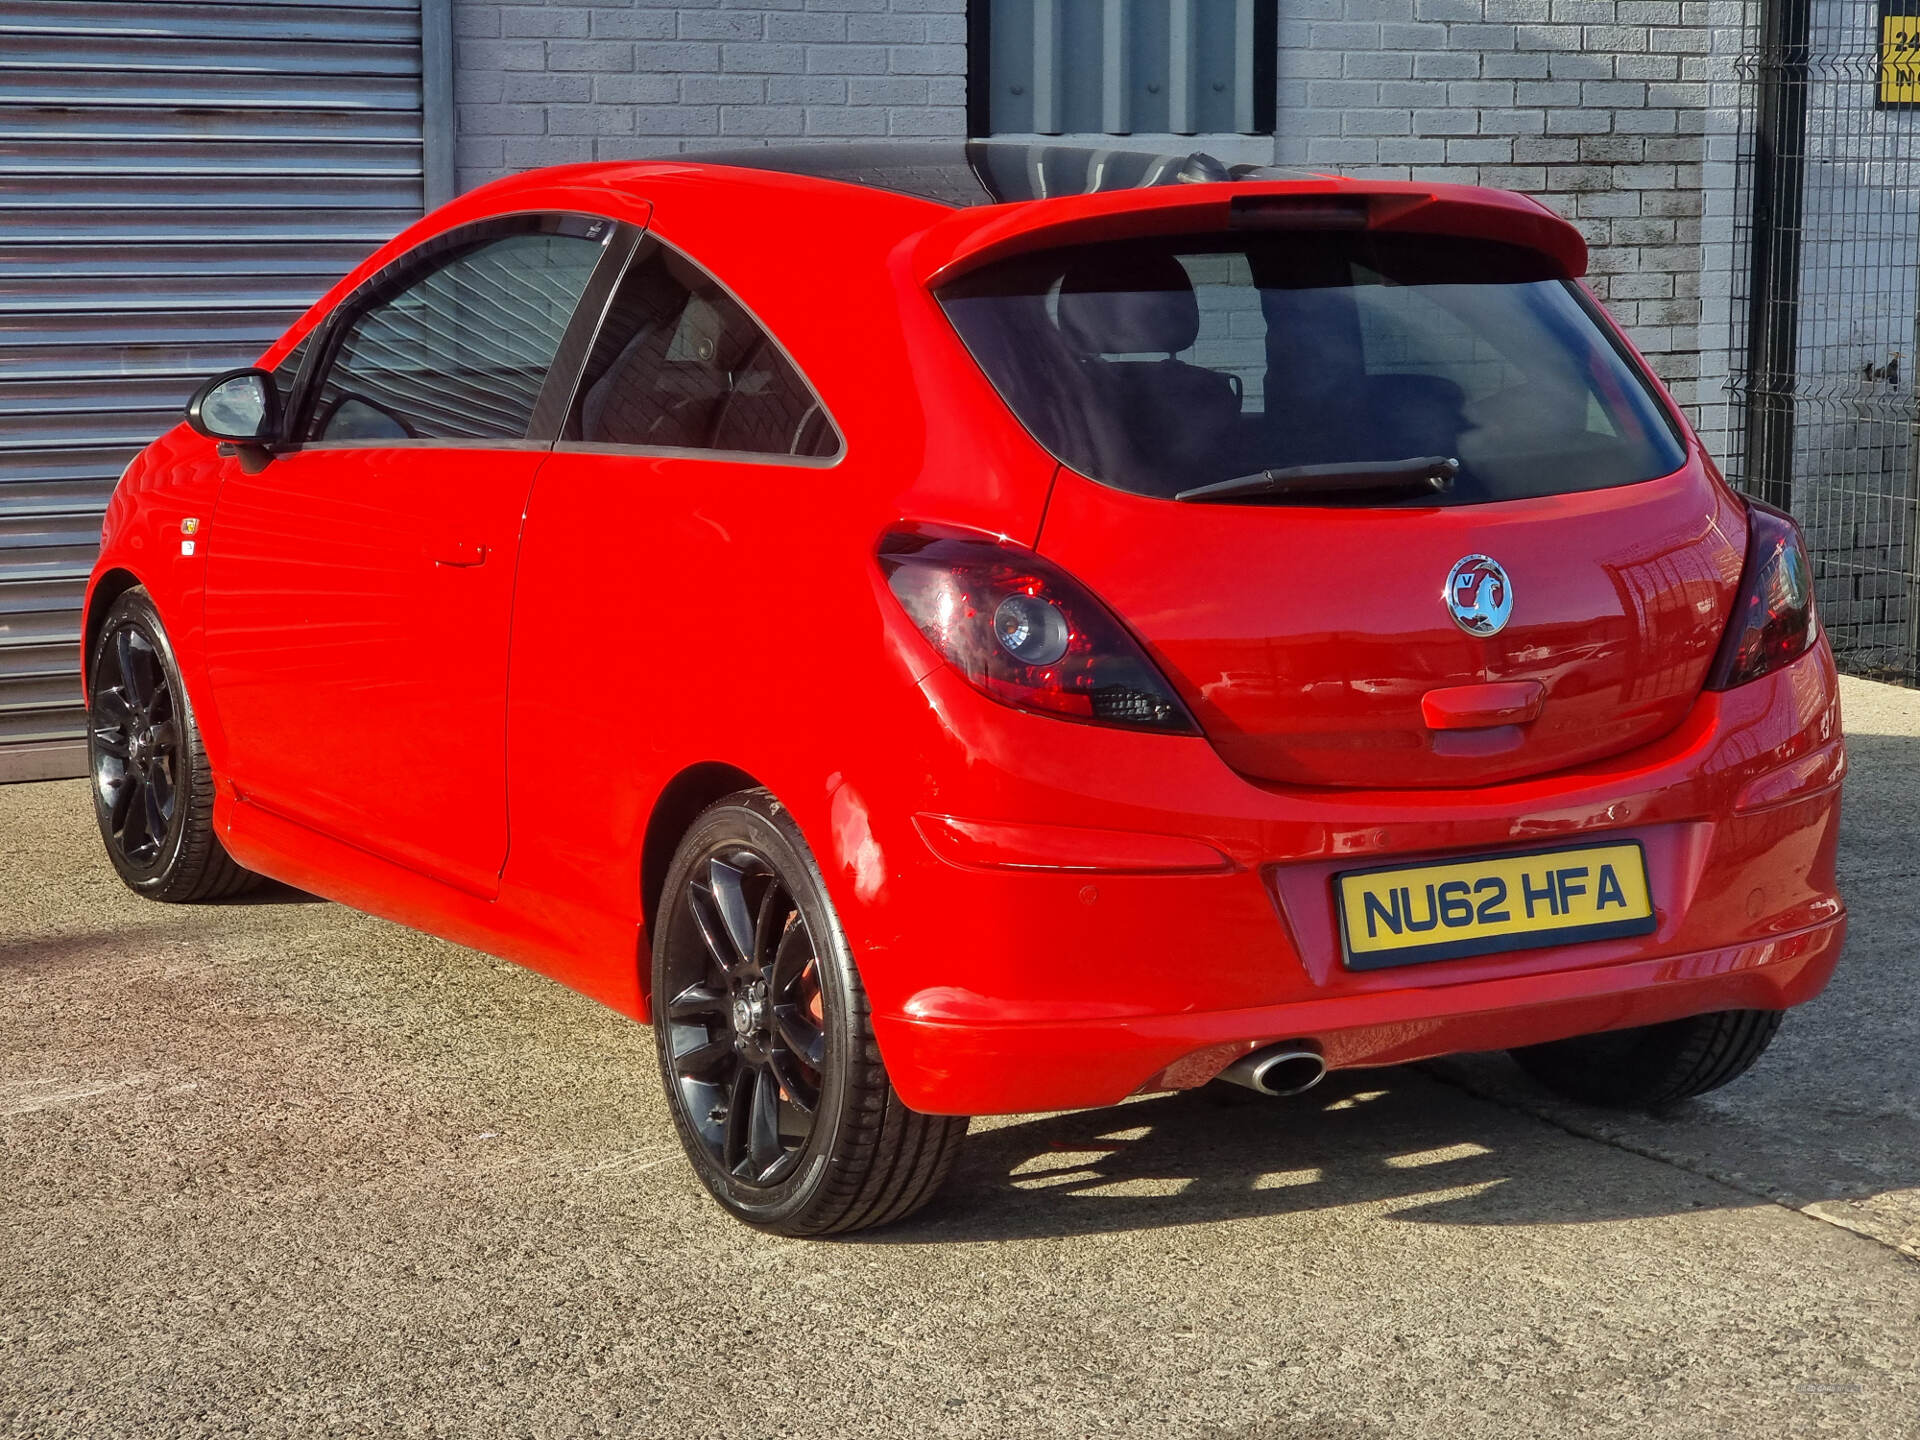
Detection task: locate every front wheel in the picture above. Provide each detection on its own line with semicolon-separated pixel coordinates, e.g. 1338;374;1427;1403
652;789;966;1235
87;588;259;903
1510;1009;1784;1110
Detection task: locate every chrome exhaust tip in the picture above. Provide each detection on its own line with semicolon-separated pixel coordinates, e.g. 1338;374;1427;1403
1219;1042;1326;1097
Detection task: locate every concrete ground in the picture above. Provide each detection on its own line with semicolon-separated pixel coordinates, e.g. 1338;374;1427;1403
2;678;1916;1439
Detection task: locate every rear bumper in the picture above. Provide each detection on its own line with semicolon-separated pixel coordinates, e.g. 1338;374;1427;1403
836;642;1847;1117
878;912;1845;1115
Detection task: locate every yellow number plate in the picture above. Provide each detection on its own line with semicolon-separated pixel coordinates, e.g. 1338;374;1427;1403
1336;842;1655;970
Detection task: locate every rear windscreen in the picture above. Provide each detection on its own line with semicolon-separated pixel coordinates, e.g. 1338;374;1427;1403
937;232;1687;504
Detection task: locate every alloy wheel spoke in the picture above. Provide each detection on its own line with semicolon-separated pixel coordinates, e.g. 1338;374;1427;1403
773;1006;826;1071
745;1062;783;1178
149;720;178;755
723;1065;758;1174
91;727;129;759
148;761;176;822
768;1047;818;1115
751;878;790;971
116;630;151;712
142;781;169;848
117;775;149;853
94;687;136;730
705;858;758;967
665;982;728;1021
689;884;743;979
673;1032;734;1081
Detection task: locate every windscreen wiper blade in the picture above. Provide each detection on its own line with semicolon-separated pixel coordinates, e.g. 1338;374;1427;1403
1175;455;1459;503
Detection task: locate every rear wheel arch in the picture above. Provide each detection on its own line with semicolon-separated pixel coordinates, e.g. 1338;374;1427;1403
639;762;765;979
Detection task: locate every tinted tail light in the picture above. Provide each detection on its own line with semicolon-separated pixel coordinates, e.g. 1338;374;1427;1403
877;530;1197;734
1705;500;1818;691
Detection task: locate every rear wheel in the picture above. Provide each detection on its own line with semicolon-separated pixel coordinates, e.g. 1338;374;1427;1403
87;588;259;903
652;788;966;1235
1509;1009;1784;1110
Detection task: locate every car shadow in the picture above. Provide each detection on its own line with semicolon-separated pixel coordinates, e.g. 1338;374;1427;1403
221;879;327;906
864;727;1920;1248
857;1067;1728;1244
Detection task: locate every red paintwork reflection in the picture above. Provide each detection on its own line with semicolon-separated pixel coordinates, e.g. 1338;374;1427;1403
83;162;1847;1119
1036;457;1746;789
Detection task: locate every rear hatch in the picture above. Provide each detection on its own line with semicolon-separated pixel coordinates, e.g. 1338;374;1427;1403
937;215;1745;789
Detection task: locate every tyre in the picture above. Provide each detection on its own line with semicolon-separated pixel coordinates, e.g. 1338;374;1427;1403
651;788;966;1235
87;588;260;903
1509;1009;1784;1110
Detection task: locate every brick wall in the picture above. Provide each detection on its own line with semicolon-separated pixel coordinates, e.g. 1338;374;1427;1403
448;0;1738;419
449;0;967;189
1272;0;1738;416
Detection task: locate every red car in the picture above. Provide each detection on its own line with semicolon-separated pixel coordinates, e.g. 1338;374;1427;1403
84;143;1846;1235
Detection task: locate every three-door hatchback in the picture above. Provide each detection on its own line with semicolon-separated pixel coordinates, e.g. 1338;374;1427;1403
85;143;1846;1234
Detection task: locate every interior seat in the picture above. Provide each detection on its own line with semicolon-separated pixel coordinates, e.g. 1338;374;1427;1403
1054;252;1241;484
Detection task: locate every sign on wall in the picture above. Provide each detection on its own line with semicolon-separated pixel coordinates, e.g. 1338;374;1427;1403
1882;0;1920;107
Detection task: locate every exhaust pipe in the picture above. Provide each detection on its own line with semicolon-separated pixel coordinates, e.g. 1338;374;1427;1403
1219;1041;1326;1097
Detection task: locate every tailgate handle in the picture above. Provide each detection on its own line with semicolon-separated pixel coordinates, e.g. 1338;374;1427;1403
1421;681;1545;731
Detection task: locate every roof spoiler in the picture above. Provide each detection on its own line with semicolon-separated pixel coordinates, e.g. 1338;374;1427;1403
911;178;1587;286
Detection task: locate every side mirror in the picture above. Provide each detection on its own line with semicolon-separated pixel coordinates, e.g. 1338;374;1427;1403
186;368;280;445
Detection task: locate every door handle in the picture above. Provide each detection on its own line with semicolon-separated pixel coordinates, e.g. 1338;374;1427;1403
428;538;488;568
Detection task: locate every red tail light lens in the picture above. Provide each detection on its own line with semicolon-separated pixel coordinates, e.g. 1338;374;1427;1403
1705;500;1818;690
878;529;1197;734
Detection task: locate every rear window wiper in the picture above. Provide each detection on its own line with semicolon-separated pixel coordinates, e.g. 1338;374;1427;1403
1174;456;1459;503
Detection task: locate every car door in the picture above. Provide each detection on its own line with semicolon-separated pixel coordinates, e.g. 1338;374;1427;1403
202;214;621;897
502;233;844;960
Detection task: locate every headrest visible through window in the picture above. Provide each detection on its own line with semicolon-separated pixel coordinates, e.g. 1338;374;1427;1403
1055;252;1200;356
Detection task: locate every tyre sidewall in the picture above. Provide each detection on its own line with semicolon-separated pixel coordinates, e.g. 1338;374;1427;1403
651;792;863;1231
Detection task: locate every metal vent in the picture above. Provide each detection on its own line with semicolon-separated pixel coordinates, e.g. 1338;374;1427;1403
0;0;436;780
976;0;1277;139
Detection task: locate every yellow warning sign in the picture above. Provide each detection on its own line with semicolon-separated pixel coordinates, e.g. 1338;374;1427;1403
1883;6;1920;107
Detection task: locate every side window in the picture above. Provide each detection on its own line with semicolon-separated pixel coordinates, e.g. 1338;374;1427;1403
307;227;605;444
566;239;840;459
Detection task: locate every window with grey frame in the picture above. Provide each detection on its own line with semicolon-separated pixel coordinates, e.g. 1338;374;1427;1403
969;0;1277;138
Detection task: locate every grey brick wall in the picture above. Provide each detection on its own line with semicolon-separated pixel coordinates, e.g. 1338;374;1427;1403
448;0;1740;422
1273;0;1739;416
450;0;967;188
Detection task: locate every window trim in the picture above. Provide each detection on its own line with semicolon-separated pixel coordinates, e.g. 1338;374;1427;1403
281;210;629;453
547;228;848;468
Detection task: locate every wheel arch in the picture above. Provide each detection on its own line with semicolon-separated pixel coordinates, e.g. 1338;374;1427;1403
639;761;765;960
81;568;146;697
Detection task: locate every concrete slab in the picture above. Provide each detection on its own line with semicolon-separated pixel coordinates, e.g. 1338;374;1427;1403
1437;676;1920;1260
3;679;1918;1435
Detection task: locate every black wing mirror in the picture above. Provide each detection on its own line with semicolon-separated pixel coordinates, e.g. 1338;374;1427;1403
186;367;280;445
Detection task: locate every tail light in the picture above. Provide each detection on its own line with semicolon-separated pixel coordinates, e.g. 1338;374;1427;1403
877;529;1197;734
1705;500;1818;690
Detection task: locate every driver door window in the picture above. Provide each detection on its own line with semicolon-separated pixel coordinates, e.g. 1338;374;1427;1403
307;230;605;444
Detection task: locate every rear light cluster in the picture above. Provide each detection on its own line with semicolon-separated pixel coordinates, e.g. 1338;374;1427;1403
1705;499;1819;691
877;530;1196;734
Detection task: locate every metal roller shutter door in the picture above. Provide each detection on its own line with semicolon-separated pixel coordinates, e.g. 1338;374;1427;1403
0;0;443;782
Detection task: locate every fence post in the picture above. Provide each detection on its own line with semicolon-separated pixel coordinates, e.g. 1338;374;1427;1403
1742;0;1813;512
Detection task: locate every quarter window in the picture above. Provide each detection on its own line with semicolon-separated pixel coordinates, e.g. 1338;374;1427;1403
307;226;606;444
565;239;839;460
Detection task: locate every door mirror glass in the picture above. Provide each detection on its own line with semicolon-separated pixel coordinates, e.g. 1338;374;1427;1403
187;368;279;444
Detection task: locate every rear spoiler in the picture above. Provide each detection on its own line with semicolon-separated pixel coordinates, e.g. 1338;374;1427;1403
911;178;1587;287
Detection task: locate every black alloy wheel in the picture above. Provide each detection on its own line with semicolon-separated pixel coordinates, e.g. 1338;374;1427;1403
663;843;828;1187
653;789;966;1235
92;621;179;869
87;588;258;902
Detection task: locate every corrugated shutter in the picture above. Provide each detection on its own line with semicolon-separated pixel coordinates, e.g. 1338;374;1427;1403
0;0;433;781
